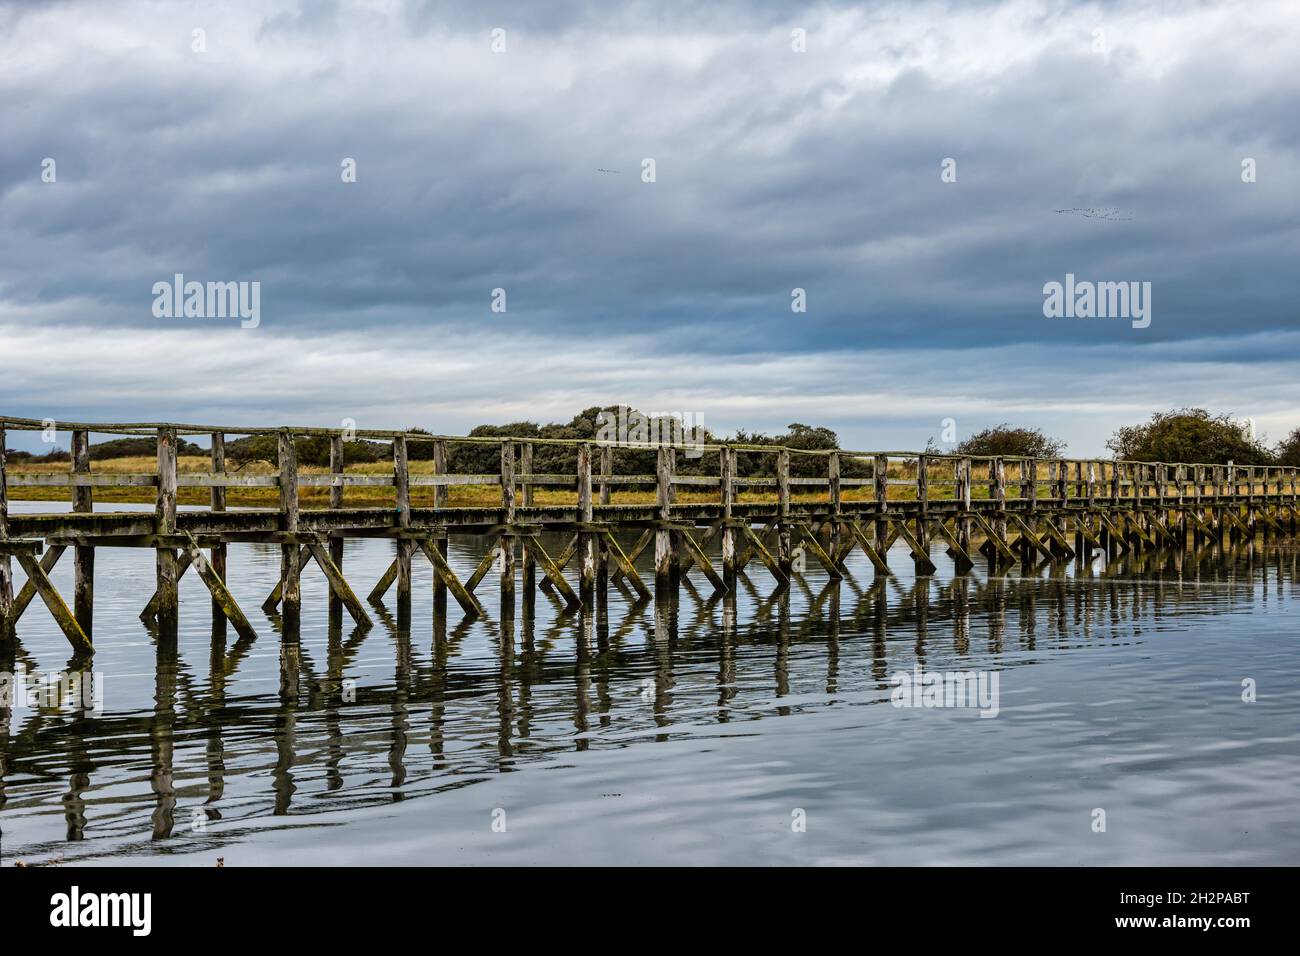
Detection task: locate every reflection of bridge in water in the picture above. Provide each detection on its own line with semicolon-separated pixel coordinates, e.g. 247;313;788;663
0;537;1294;860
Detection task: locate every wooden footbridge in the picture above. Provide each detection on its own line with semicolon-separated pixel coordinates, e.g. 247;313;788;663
2;416;1297;656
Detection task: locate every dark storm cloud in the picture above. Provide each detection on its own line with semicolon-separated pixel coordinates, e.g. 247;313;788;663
0;0;1297;451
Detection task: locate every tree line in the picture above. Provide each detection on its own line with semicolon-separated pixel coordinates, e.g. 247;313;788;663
7;406;1299;471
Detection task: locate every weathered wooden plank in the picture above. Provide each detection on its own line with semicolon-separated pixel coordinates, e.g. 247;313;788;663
654;445;675;588
741;523;789;586
367;555;401;604
307;542;372;628
523;537;582;611
393;435;412;600
69;429;95;639
278;429;301;622
1009;513;1054;561
577;443;596;600
154;427;180;629
211;432;228;627
600;531;651;599
464;544;499;595
415;538;486;618
12;544;66;622
677;527;727;594
15;550;91;654
794;523;843;580
499;441;516;604
183;541;257;641
892;520;938;575
609;528;650;585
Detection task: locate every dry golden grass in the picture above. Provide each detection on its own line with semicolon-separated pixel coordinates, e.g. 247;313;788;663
5;456;1231;508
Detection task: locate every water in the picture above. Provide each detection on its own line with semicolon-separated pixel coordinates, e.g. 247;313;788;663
2;500;1298;866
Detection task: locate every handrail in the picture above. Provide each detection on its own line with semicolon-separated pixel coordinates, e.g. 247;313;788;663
0;414;1290;473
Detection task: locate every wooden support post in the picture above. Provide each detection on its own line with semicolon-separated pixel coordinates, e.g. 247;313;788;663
211;432;229;626
956;457;972;562
521;442;536;592
599;445;612;506
777;447;792;575
721;446;737;585
328;433;344;619
577;443;596;603
654;445;675;592
914;453;929;574
0;423;11;641
71;428;94;639
874;454;889;552
433;438;449;603
828;451;843;571
393;435;412;601
500;441;516;605
595;443;610;597
992;457;1007;564
278;429;301;625
154;427;180;631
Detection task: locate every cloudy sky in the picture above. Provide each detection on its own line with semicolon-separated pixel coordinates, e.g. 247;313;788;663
1;0;1297;454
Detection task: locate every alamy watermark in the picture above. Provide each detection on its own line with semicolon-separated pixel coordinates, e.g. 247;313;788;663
152;273;260;328
595;406;706;459
0;666;104;716
890;664;999;718
1043;273;1151;329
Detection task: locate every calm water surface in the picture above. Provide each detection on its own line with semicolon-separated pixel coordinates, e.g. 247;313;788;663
2;500;1298;865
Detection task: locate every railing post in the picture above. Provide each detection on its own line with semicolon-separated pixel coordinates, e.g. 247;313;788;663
500;441;516;606
1026;458;1038;513
828;450;841;564
992;457;1006;549
577;443;595;603
654;445;675;592
520;442;535;594
433;438;449;604
599;445;612;506
721;446;737;584
0;422;11;641
212;431;229;626
393;435;412;601
155;426;180;632
914;453;929;572
71;428;94;639
957;457;972;557
874;454;889;549
327;432;344;620
777;447;792;575
278;429;301;626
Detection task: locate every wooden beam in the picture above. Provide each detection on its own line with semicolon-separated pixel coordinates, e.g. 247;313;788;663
13;544;67;623
182;540;257;641
794;523;843;580
600;531;651;599
15;550;91;654
71;428;94;639
523;537;583;611
211;431;229;627
677;527;727;595
278;429;301;623
741;524;789;586
308;542;372;628
416;538;486;618
155;427;179;630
